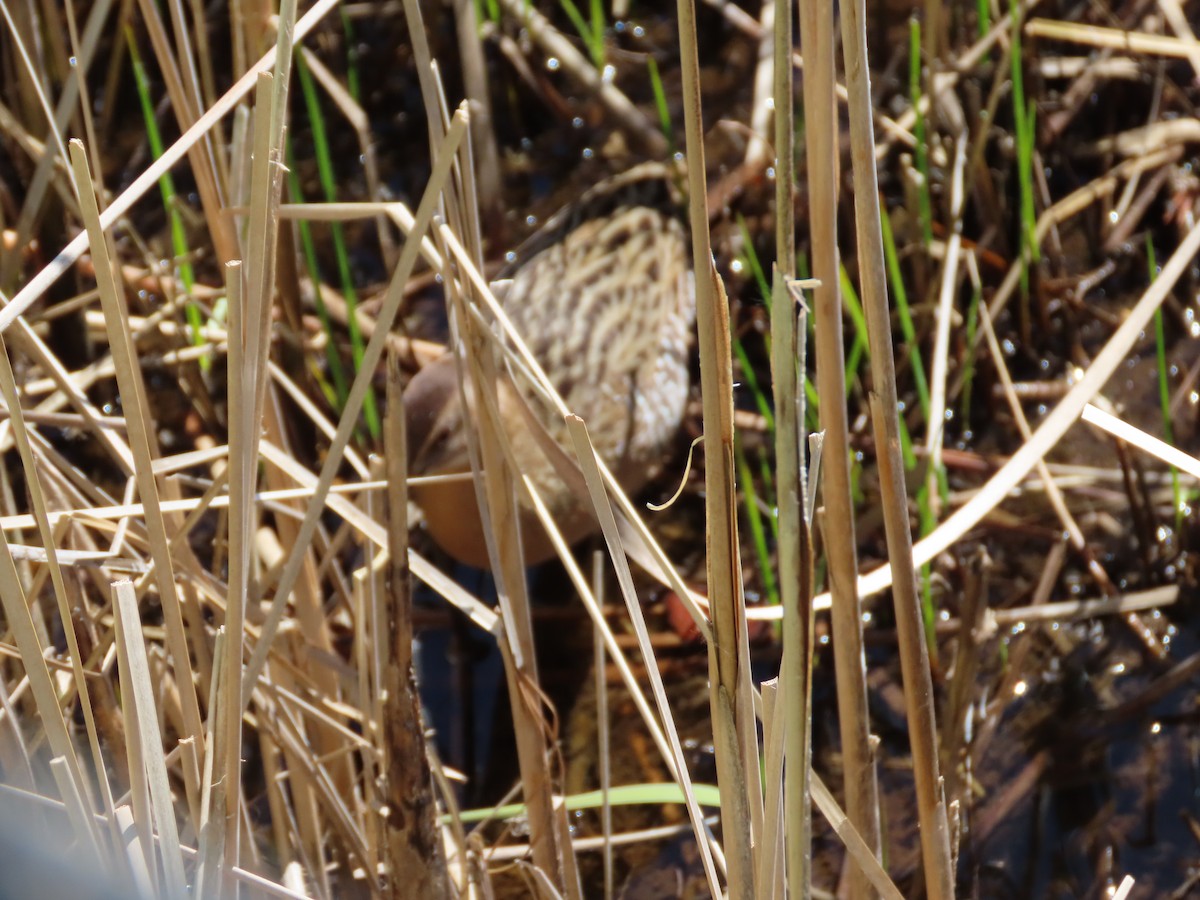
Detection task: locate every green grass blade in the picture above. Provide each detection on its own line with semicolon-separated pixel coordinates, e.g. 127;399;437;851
1147;235;1183;533
296;51;381;438
126;29;206;367
1011;0;1039;266
880;204;931;423
556;0;597;66
647;56;674;154
285;143;349;411
588;0;607;69
736;437;780;608
453;782;723;824
909;18;933;248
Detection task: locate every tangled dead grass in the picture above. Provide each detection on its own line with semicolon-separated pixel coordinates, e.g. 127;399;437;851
1;0;1198;897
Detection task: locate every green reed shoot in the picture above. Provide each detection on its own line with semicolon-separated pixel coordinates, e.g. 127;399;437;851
285;148;348;412
880;201;942;644
558;0;605;68
341;8;363;101
296;51;380;438
1011;0;1039;271
455;782;723;824
959;277;982;426
736;436;780;607
880;204;931;449
475;0;501;26
838;264;870;394
1148;235;1183;533
730;219;780;595
909;18;933;248
647;56;675;154
127;30;205;366
977;0;991;37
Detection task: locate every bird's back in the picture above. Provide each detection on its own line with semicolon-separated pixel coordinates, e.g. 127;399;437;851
497;164;694;498
406;163;695;565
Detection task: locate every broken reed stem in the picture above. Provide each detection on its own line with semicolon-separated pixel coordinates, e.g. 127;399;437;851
675;0;763;891
839;0;955;896
381;350;453;898
798;0;881;893
432;58;574;889
0;329;119;832
451;0;502;229
457;253;573;894
67;138;206;812
239;109;468;713
565;416;724;897
0;0;345;334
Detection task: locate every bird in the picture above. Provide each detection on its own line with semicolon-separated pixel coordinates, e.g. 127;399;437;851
404;163;695;568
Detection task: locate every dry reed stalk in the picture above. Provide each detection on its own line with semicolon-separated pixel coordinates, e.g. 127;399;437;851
408;3;574;879
925;135;966;518
178;0;229;183
0;0;344;333
840;0;956;894
133;0;238;266
68;140;206;807
1025;18;1200;59
114;804;156;895
360;473;385;874
445;240;574;893
798;0;881;893
591;554;614;900
112;579;188;897
0;332;118;827
239;109;467;701
770;0;816;889
675;0;763;891
924;0;944;63
1083;405;1200;479
978;302;1117;591
221;2;304;868
758;678;785;897
809;773;905;900
0;478;404;533
263;303;356;894
452;0;503;229
566;416;723;897
1156;0;1200;82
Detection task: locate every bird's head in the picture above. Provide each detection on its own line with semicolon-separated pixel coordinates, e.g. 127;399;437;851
404;352;471;478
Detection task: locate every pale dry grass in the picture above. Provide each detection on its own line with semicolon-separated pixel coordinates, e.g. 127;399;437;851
1;0;1194;897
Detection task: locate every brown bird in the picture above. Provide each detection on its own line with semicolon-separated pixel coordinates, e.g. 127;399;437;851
404;163;695;567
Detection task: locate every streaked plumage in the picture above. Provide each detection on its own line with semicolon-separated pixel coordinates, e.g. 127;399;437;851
405;163;694;566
